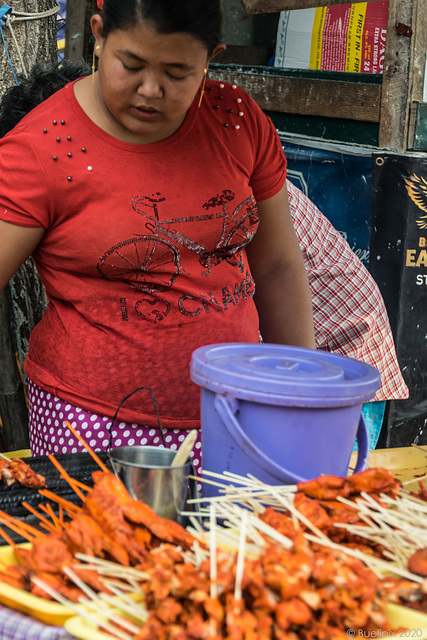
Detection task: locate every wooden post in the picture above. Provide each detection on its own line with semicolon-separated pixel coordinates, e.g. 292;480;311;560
64;0;87;60
0;0;57;100
405;0;427;149
65;0;98;63
378;0;414;151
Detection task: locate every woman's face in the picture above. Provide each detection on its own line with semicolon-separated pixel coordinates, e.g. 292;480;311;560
92;18;217;143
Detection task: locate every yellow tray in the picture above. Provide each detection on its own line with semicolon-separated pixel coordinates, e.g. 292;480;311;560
64;604;427;640
386;603;427;637
0;543;74;626
65;614;114;640
350;446;427;488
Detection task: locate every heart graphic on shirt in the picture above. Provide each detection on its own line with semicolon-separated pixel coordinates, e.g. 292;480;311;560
135;298;170;324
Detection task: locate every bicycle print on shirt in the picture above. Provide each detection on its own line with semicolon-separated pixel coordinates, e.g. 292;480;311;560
96;190;259;323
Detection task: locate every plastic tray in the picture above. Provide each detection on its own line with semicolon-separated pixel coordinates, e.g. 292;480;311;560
64;603;427;640
0;543;74;625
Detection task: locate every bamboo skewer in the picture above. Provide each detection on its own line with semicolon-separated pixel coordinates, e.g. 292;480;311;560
234;509;248;601
0;526;16;547
193;469;427;584
63;566;141;637
48;454;87;502
64;420;110;473
38;489;81;516
21;501;57;534
31;576;134;640
39;503;62;531
0;509;40;541
209;504;218;600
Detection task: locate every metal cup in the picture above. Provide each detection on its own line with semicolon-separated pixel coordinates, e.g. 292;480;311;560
108;446;193;524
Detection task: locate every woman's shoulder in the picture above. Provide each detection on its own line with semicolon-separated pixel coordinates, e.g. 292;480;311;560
204;79;264;119
201;78;273;141
3;83;76;140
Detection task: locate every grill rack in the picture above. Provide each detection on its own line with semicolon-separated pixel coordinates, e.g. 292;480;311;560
0;451;113;523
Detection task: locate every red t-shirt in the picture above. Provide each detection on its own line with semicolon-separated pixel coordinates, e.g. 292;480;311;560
0;79;287;428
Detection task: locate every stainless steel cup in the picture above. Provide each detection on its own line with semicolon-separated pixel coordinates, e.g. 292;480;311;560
108;446;193;524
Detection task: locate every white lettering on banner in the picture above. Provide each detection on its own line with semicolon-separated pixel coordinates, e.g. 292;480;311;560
378;28;387;71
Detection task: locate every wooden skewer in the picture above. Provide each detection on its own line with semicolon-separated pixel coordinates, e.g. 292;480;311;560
102;579;142;593
63;567;141;636
209;504;218;600
48;454;87;502
98;585;147;621
64;420;110;473
0;526;16;547
31;576;134;640
0;508;43;538
234;508;248;601
74;553;149;580
0;516;35;542
79;597;140;637
21;501;57;534
39;503;62;531
411;443;427;456
402;473;427;485
38;489;81;516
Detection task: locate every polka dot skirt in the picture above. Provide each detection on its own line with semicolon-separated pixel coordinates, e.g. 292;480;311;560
28;380;203;486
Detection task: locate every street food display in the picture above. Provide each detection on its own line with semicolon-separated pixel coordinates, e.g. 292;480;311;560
0;442;425;640
0;420;425;639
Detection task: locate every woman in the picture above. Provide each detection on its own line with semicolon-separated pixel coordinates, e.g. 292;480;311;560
0;0;315;472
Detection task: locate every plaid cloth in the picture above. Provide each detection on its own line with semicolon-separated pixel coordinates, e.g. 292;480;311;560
288;180;409;402
0;605;73;640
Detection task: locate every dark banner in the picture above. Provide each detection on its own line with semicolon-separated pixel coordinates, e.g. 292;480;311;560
280;135;373;266
370;153;427;447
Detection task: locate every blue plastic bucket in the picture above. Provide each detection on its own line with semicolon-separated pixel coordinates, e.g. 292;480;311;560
190;343;381;496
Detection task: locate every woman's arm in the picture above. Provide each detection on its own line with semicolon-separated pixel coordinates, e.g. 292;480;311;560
246;183;316;348
0;220;44;292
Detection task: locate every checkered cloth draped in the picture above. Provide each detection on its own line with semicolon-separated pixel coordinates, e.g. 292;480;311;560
287;179;409;402
0;605;72;640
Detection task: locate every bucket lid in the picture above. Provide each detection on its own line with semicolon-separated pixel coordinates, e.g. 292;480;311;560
190;343;381;407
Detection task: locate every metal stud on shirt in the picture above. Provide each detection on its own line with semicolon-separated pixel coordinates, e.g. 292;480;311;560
208;81;244;131
42;115;94;183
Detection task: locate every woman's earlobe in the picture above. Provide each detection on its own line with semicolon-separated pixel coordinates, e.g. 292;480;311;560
208;43;227;63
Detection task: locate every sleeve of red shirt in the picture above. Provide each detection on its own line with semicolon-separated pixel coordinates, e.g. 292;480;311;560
0;131;52;228
244;94;288;202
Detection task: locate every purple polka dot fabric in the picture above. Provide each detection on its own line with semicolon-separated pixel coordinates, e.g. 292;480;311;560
28;380;203;485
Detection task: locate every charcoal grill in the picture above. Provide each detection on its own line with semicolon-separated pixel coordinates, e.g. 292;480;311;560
0;452;113;543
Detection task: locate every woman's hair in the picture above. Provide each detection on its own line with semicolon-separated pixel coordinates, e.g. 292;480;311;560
0;59;90;138
100;0;222;54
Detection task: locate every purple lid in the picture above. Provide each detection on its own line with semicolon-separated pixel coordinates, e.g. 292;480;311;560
190;343;381;407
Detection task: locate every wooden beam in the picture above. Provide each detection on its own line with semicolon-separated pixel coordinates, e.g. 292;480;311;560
408;0;427;103
239;0;385;12
208;68;381;122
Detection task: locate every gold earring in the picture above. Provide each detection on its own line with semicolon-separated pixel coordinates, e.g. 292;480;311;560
92;45;101;82
198;68;208;108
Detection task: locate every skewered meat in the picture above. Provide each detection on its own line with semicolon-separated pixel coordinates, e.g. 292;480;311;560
0;457;45;489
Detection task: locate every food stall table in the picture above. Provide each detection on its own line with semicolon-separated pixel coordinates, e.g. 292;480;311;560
0;445;424;639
